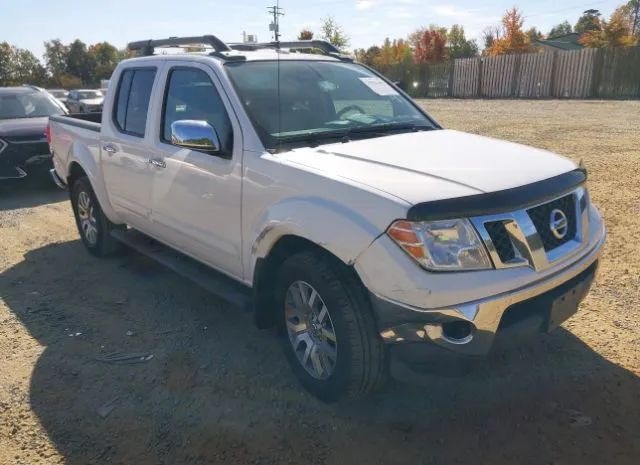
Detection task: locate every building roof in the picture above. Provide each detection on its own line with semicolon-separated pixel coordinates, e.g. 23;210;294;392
535;33;584;51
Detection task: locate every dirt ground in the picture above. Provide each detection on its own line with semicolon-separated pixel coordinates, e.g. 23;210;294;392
1;99;639;465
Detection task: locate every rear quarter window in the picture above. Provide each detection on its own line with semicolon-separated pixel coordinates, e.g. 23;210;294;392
113;68;157;137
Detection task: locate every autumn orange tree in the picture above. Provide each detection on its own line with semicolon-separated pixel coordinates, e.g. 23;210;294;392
414;29;447;63
580;6;638;47
297;29;314;40
373;38;412;67
487;7;533;55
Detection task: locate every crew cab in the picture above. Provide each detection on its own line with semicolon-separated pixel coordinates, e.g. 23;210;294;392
48;36;606;400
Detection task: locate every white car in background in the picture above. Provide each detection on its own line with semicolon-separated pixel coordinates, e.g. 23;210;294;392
66;89;104;113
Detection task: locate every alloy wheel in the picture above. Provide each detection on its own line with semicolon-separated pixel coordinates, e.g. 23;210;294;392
77;191;98;245
284;281;338;380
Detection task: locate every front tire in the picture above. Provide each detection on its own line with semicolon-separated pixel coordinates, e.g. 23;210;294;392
276;250;388;401
71;176;123;257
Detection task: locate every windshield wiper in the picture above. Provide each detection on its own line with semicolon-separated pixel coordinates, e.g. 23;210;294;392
344;122;434;137
276;123;434;149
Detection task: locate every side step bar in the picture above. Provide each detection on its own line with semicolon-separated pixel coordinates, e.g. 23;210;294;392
110;229;252;311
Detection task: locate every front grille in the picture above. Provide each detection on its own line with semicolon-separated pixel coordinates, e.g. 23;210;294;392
0;139;50;165
3;135;46;143
527;194;577;251
485;221;516;262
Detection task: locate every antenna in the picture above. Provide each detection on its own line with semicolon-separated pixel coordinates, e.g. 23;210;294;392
267;3;284;42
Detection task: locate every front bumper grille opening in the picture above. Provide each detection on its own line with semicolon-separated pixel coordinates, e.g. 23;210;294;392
485;221;516;263
527;194;577;252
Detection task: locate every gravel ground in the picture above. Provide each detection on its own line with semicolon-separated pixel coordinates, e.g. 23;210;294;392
0;99;639;465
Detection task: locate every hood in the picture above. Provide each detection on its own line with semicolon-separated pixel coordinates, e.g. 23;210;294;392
277;129;577;205
79;98;103;106
0;117;49;139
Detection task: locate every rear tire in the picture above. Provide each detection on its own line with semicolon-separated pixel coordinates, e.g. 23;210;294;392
71;176;123;257
276;250;388;401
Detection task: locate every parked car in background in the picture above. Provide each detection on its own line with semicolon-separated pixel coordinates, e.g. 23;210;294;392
0;86;67;180
100;79;110;97
46;89;69;107
66;89;104;113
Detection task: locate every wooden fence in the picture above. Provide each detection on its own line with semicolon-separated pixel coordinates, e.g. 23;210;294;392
380;46;640;99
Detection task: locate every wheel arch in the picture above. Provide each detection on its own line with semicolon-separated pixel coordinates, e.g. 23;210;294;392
65;146;122;225
252;234;370;329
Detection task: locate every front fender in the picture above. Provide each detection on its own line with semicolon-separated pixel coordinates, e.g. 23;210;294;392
67;142;122;225
247;196;385;281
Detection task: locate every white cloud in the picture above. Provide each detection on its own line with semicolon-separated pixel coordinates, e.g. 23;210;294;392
356;0;375;10
434;4;473;18
388;7;412;19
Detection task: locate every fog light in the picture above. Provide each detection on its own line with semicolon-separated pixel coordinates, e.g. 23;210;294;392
441;321;473;342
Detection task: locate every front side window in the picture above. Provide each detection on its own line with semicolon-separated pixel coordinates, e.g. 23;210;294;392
225;60;437;151
161;67;233;154
113;68;156;137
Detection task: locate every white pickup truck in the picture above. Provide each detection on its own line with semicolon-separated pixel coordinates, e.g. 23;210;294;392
48;36;606;401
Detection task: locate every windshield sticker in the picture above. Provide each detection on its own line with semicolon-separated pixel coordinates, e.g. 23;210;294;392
359;77;398;96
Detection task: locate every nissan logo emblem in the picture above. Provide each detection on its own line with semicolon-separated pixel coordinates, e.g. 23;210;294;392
549;208;569;239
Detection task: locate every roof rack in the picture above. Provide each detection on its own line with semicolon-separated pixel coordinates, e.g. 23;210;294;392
127;35;231;56
229;40;353;61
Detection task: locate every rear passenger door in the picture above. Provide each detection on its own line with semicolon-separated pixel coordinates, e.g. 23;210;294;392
147;62;243;279
102;66;158;228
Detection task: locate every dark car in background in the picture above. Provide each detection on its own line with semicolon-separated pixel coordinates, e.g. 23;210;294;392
0;87;67;180
66;89;104;113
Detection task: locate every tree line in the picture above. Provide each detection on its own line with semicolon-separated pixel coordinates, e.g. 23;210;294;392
0;38;129;88
1;2;638;87
309;2;639;67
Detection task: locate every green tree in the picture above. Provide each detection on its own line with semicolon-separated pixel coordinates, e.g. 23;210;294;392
575;9;602;34
447;25;478;59
580;6;636;47
320;16;350;50
526;27;543;42
0;42;47;86
482;25;501;51
14;48;47;85
43;39;69;84
89;42;119;83
548;21;573;38
66;39;94;85
0;42;17;86
374;38;412;67
622;0;639;36
355;46;381;66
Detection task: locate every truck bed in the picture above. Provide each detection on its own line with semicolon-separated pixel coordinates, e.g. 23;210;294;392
50;112;102;132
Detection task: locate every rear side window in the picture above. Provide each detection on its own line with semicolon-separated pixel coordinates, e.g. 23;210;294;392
113;68;156;137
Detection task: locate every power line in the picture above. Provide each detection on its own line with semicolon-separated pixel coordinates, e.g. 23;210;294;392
267;4;285;42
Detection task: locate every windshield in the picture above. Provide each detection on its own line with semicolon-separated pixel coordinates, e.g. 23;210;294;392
0;91;65;119
48;90;67;98
225;60;436;150
78;91;103;99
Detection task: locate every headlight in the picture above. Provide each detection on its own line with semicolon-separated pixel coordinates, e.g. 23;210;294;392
387;219;492;271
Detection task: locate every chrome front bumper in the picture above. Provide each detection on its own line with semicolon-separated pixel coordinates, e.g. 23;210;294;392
375;224;606;357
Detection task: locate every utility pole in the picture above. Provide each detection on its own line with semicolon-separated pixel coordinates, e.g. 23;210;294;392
267;4;284;42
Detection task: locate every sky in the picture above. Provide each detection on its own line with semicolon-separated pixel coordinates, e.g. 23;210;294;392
0;0;625;60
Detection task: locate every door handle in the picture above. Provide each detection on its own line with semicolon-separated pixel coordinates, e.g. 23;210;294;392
103;144;118;155
148;158;166;168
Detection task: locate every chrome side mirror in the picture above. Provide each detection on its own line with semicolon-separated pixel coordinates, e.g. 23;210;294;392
170;120;220;152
